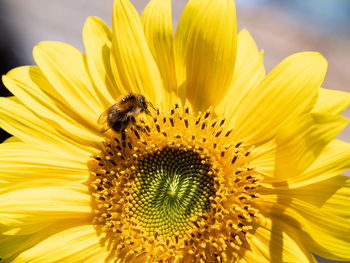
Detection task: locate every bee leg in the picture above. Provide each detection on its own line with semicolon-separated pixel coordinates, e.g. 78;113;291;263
131;116;146;132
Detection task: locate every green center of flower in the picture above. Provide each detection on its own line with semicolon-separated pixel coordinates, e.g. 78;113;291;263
131;146;214;236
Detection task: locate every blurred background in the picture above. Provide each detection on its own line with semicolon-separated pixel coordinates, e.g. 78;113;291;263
0;1;349;261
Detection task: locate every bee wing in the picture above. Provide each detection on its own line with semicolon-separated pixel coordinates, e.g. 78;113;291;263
97;109;111;133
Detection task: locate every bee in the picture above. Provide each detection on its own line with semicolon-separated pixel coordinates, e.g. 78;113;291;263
98;93;155;139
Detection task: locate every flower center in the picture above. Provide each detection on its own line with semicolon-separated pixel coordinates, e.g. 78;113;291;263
132;146;215;236
88;104;262;262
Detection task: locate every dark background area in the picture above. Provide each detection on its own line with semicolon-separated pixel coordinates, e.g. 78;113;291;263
0;1;16;142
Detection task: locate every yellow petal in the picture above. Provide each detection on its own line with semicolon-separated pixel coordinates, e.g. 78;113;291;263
0;187;90;214
273;112;348;180
0;187;90;237
0;97;96;156
9;225;108;263
321;176;350;219
270;175;350;220
275;139;350;188
0;142;87;193
313;87;350;114
250;138;276;178
245;220;316;263
110;0;166;108
33;41;105;121
259;196;350;261
3;66;104;145
175;0;237;110
82;16;119;105
230;52;327;145
217;29;265;119
0;221;94;262
141;0;177;95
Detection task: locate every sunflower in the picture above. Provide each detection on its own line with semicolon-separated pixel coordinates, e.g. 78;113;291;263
1;0;350;262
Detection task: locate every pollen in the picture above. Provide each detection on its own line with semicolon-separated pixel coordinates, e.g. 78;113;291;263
87;104;263;262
